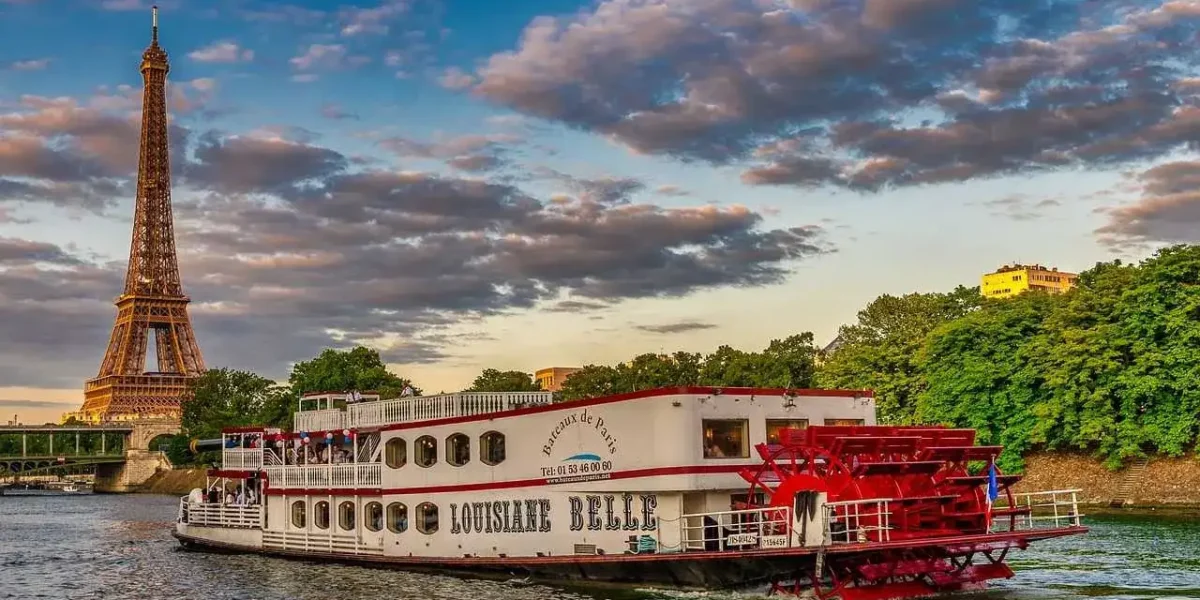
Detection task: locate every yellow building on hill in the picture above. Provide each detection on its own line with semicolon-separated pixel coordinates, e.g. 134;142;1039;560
534;367;581;392
981;264;1078;299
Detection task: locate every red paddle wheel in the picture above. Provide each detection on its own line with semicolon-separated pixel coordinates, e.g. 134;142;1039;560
737;425;1029;600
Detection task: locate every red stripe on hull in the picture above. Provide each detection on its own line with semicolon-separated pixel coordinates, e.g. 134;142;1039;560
263;463;747;496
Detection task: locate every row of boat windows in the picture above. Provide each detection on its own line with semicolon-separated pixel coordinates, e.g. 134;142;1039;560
383;431;505;469
290;500;439;535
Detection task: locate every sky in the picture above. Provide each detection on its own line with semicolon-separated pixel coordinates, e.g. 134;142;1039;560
0;0;1197;424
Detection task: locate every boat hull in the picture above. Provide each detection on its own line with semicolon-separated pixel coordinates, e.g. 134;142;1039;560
173;526;1087;593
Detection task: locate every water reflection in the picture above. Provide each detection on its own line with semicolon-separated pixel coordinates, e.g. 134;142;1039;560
1;495;1198;600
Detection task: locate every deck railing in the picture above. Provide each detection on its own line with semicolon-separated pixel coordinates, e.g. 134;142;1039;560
824;498;893;544
179;499;262;529
263;463;382;489
995;488;1083;531
294;408;346;433
347;392;553;428
666;506;794;552
221;448;263;470
262;530;383;555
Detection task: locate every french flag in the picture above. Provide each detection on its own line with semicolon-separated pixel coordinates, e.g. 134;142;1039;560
985;458;999;530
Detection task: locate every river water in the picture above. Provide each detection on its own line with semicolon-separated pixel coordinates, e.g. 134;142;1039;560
1;494;1198;600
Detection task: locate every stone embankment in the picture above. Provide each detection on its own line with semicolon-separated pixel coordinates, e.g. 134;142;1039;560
136;467;207;495
1015;452;1200;508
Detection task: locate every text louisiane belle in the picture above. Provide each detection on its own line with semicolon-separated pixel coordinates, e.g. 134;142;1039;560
448;494;659;535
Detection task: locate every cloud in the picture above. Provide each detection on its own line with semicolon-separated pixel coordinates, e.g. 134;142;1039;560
544;299;610;313
8;58;50;71
320;103;359;120
290;44;347;71
983;194;1061;222
188;41;254;63
438;67;475;91
635;320;718;334
338;0;410;36
472;0;1200;191
1096;160;1200;250
379;132;521;171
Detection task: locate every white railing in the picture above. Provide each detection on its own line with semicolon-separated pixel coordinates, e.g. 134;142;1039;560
179;499;262;529
348;392;553;428
263;463;382;490
995;489;1083;531
262;530;383;555
667;506;794;552
824;498;892;544
222;448;263;470
294;408;346;433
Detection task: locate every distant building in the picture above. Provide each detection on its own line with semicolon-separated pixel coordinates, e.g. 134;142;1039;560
981;264;1078;299
534;367;581;392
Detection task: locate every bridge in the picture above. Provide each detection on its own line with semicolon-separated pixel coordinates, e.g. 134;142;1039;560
0;419;179;492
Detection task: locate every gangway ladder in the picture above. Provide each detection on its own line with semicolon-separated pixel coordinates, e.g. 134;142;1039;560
1108;457;1149;508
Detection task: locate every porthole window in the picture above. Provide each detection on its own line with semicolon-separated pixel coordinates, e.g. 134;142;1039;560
385;437;407;469
365;502;383;532
415;435;437;467
314;501;330;529
291;501;306;528
416;502;438;534
480;431;505;466
387;502;408;533
447;433;470;467
338;501;356;531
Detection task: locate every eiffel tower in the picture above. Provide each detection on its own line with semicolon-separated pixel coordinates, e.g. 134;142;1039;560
80;6;205;422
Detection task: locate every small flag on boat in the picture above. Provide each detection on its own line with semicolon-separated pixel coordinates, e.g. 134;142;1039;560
986;458;999;529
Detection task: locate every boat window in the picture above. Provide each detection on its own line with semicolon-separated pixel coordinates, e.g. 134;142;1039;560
365;502;384;532
416;502;438;534
767;419;809;444
291;500;306;528
446;433;470;467
415;435;437;467
338;501;356;531
824;418;865;426
385;437;407;469
702;419;749;458
387;502;408;533
480;431;505;466
314;501;330;530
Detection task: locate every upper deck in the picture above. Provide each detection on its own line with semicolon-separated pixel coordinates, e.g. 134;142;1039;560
293;391;554;432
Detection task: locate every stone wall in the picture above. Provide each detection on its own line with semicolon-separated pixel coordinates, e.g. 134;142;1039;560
138;467;207;495
1015;452;1200;507
94;450;173;493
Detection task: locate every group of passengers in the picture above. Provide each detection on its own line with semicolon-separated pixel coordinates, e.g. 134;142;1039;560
288;442;354;465
189;480;259;506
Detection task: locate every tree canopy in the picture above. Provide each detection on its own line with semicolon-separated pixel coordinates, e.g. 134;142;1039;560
465;368;543;392
288;347;420;399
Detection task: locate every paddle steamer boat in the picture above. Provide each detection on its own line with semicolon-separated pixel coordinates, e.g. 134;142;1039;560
174;387;1086;598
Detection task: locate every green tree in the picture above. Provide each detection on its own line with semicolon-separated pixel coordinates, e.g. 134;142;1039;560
183;368;291;440
916;291;1058;470
288;346;420;399
559;365;627;402
817;286;981;423
466;368;543;392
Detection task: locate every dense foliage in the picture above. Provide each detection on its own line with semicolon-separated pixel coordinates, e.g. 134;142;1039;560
828;245;1200;470
558;334;820;402
465;369;543;392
